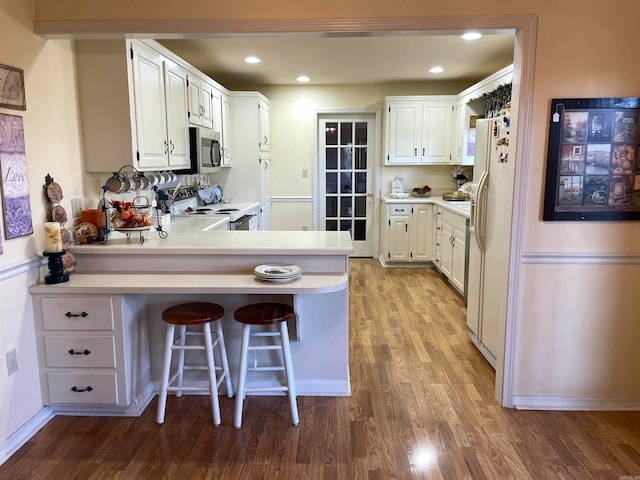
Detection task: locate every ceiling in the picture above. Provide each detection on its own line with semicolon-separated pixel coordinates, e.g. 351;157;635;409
157;33;515;88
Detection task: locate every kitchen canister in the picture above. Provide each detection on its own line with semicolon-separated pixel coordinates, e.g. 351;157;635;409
80;209;106;229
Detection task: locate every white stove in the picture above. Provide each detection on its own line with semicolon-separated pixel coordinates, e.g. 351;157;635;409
158;186;259;229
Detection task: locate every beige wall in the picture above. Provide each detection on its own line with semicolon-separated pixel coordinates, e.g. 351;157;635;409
0;0;85;448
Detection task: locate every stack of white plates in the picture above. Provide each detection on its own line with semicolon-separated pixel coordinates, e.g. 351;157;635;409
254;264;302;282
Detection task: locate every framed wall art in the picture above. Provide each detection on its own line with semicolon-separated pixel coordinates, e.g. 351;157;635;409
0;113;33;238
543;97;640;221
0;64;26;111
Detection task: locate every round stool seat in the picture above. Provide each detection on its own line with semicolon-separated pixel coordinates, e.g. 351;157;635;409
162;302;224;325
233;303;294;325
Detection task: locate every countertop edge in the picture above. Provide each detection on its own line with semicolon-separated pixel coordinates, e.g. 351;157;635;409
29;273;349;295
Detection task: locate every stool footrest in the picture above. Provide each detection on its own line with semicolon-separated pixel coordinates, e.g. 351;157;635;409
171;344;205;351
248;366;284;372
247;345;282;351
167;385;211;393
244;386;289;393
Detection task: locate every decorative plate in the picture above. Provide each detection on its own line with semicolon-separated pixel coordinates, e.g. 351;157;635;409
211;184;223;203
198;186;215;204
51;205;68;224
62;251;76;273
75;222;99;244
60;228;72;249
46;182;63;203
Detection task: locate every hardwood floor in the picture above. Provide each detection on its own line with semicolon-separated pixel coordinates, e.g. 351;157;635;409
3;258;640;479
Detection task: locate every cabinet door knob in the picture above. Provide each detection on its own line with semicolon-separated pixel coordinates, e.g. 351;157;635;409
414;148;418;157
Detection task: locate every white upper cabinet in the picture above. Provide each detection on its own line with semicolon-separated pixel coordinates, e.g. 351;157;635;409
76;39;229;173
258;98;270;152
187;74;213;129
130;43;190;170
384;96;455;165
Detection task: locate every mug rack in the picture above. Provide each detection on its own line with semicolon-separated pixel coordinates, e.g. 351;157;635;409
100;165;168;244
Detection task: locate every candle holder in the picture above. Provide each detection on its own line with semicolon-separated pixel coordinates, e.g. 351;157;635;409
44;250;69;284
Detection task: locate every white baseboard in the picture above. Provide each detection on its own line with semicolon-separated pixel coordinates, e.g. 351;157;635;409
296;379;351;396
512;395;640;411
0;407;55;467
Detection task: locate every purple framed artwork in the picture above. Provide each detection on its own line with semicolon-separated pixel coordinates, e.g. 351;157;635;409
0;113;33;239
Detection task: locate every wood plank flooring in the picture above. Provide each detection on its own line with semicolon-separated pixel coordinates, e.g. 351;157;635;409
2;258;640;479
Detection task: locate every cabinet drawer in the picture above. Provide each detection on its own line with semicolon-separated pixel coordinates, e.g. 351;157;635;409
41;297;115;331
44;335;116;368
47;372;118;404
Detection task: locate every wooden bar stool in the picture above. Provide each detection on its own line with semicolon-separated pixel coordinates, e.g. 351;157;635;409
233;302;298;429
157;302;233;426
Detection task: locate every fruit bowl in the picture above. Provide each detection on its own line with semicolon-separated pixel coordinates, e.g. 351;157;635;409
412;186;431;197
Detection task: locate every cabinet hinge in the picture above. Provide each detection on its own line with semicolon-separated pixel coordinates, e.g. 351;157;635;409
452;105;454;112
136;151;140;161
130;47;134;60
388;220;390;226
388;252;390;258
388;106;391;113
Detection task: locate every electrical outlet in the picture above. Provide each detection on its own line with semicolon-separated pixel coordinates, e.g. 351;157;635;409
6;349;17;376
302;225;308;231
302;168;308;178
71;198;83;218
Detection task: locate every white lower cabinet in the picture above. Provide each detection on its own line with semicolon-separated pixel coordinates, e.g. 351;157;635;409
32;295;151;413
381;203;433;263
437;209;467;293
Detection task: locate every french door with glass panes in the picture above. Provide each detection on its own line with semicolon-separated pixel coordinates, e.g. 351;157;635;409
319;115;374;257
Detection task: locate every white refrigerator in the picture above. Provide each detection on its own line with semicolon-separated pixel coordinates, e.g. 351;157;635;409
466;117;514;369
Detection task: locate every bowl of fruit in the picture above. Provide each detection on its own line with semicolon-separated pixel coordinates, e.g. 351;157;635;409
110;200;154;230
412;185;432;197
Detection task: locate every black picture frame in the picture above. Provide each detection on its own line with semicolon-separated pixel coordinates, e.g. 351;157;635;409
543;97;640;221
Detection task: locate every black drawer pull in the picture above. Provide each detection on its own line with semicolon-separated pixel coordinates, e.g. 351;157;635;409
68;349;91;356
71;386;93;393
65;311;88;318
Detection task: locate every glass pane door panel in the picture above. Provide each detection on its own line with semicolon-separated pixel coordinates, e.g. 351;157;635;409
326;197;337;217
326;148;338;169
326;220;337;231
340;197;352;217
354;147;367;169
341;147;352;168
340;172;352;193
354;220;366;241
326;172;337;194
355;122;367;145
325;123;338;145
355;172;367;193
354;196;366;217
340;123;352;144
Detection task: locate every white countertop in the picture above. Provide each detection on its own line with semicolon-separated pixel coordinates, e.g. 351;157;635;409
381;195;471;217
29;272;348;295
71;229;354;256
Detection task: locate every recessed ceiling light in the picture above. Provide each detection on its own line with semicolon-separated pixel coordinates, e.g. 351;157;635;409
429;66;444;74
462;32;482;40
244;56;261;64
297;75;310;83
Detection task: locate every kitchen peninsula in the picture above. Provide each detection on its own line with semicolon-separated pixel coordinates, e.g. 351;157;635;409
29;227;352;416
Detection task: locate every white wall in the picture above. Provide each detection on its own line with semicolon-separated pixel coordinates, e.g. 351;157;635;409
0;0;85;453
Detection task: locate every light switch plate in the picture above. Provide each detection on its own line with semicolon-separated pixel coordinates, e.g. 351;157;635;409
71;198;83;218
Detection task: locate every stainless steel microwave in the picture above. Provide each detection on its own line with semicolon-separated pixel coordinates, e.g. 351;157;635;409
180;127;221;174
